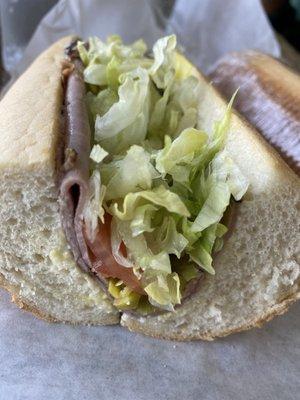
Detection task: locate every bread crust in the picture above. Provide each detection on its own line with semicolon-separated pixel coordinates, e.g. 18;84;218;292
121;292;300;341
0;272;120;326
0;37;73;172
0;273;57;323
209;51;300;173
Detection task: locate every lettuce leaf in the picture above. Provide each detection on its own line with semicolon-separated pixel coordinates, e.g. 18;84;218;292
83;170;106;240
115;219;172;274
95;68;150;153
151;216;188;258
130;204;158;237
149;35;176;89
110;217;134;268
211;150;249;201
79;36;147;66
191;180;231;232
104;145;159;201
84;63;107;86
86;89;118;122
144;273;181;311
156;128;207;184
110;185;190;221
90;144;108;163
148;76;200;141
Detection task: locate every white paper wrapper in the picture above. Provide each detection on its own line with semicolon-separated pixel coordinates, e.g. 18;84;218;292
11;0;280;76
11;0;164;77
1;1;298;399
0;289;299;400
168;0;280;72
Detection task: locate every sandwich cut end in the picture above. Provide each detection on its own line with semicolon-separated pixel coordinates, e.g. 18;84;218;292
0;34;298;338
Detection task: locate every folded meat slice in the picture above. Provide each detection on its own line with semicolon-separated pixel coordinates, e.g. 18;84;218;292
59;56;92;275
59;46;142;293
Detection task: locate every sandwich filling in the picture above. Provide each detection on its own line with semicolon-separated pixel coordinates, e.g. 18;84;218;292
60;35;248;313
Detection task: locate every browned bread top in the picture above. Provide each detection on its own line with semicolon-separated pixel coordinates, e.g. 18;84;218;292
210;51;300;174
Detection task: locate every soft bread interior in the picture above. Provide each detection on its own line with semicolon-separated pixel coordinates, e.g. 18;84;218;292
121;58;300;340
0;37;119;325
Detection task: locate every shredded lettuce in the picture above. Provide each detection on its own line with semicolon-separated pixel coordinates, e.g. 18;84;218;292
151;216;188;258
83;170;106;240
78;35;248;311
84;63;107;86
109;185;190;221
144;273;181;311
95;68;150;154
90;144;108;164
103;145;159;201
130;204;157;237
86;89;118;122
156;128;207;184
149;35;176;89
191;180;231;233
148;76;200;142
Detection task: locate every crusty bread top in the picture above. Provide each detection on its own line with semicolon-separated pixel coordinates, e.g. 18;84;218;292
0;37;71;171
244;52;300;109
209;51;300;174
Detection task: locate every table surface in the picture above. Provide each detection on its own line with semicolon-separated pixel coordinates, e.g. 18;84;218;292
0;288;299;400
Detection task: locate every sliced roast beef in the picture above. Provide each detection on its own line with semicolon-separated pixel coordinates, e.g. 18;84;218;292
59;44;107;290
59;43;142;293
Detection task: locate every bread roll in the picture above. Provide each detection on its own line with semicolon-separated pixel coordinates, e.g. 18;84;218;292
0;40;298;340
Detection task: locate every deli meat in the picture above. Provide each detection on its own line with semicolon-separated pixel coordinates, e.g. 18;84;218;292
59;42;142;293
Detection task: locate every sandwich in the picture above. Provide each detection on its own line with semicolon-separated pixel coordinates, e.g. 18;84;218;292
0;35;299;340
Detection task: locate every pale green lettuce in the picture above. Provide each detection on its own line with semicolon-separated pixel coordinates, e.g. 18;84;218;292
83;170;106;241
109;185;190;221
95;68;150;154
86;89;118;122
149;35;176;89
130;204;157;237
152;216;188;258
90;144;108;163
144;273;181;311
79;35;248;311
156;128;207;184
103;145;159;201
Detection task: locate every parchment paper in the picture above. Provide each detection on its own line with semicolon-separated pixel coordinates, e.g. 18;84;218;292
1;1;298;399
1;289;299;400
10;0;280;76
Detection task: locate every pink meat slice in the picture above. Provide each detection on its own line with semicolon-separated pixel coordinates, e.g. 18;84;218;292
59;49;142;292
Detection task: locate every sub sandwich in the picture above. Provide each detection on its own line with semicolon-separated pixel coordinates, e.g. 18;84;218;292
0;35;299;340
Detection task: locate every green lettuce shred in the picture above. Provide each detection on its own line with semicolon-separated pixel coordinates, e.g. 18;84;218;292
78;35;248;311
